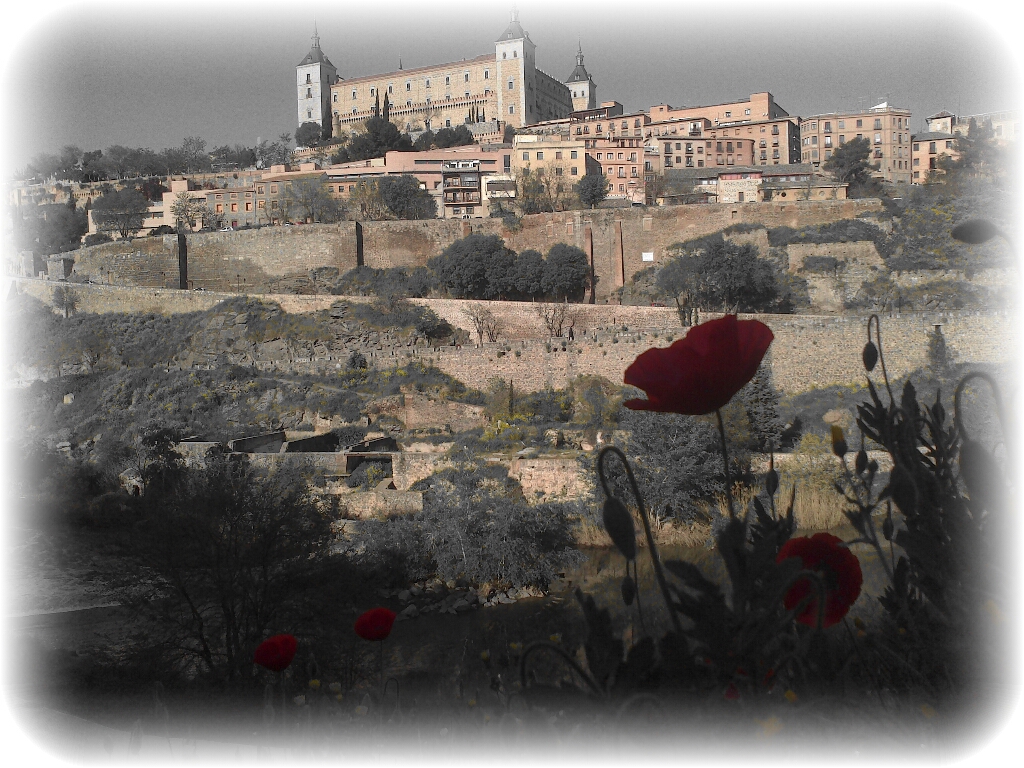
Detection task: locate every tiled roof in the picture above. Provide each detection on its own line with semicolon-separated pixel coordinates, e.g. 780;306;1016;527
298;45;334;68
911;131;957;141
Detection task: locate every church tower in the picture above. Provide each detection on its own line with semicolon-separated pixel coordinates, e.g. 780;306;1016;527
296;27;338;137
494;9;536;128
564;43;596;112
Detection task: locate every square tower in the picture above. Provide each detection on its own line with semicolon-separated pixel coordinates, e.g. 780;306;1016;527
564;44;596;112
296;30;338;136
494;10;536;128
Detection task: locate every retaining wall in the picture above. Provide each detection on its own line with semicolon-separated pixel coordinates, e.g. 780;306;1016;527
41;199;883;300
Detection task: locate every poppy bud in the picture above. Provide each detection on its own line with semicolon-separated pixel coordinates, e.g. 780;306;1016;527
886;464;917;517
766;468;779;496
621;574;636;606
882;514;893;541
830;426;848;458
855;449;868;475
862;341;878;372
868;459;878;473
960;439;1001;514
603;497;637;561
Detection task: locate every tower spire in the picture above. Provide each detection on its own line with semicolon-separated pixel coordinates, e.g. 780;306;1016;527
311;19;320;49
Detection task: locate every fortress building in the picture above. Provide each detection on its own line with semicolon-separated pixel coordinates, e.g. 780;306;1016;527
321;11;580;137
564;43;596;112
296;28;339;135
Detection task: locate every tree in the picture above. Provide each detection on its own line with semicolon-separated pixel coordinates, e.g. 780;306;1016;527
466;303;502;343
118;450;335;679
611;407;724;523
822;136;874;188
536;302;580;338
255;137;292;169
413;130;435;151
170;192;207;232
660;235;779;312
513;167;549;215
428;234;512;299
349;180;392;220
181;136;211;173
52;285;80;318
138;177;169;202
433;125;475;148
347;116;413;161
512;249;545;300
91;189;150;239
542;243;590;302
656;251;700;326
377;175;437;219
295;121;322;148
284;177;343;222
16;204;88;255
927;324;951;377
577;173;609;209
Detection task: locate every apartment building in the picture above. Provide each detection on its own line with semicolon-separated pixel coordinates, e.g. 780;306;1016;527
910;132;959;184
800;102;913;184
563;102;651;202
648;92;790;124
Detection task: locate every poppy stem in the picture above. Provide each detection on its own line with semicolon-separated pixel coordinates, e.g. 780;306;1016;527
715;409;736;519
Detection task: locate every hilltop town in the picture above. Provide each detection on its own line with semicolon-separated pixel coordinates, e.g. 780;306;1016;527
2;9;1019;757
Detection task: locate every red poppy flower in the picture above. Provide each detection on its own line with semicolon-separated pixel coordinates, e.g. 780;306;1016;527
253;634;298;672
354;607;397;641
623;315;774;415
776;533;863;628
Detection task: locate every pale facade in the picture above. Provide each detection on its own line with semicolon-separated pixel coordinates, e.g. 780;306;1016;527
563;44;596;112
296;31;339;135
648;92;790;125
329;12;575;137
952;110;1021;143
800;102;913;184
911;132;959;184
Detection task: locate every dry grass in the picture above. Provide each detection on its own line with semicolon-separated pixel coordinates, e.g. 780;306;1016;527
574;516;711;550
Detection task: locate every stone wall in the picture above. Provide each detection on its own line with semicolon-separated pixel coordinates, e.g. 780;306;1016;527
50;199;882;300
68;224;360;293
509;456;590;500
11;279;1012;397
414;309;1015;395
336;490;423;519
787;241;886;313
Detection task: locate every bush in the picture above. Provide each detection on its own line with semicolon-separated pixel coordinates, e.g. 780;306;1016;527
357;459;586;589
84;232;113;246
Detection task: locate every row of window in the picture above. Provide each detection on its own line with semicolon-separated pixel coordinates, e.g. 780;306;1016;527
520;150;580;161
805;115;909;133
343;70;491;100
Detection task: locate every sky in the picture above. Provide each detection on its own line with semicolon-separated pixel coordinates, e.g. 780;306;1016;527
2;0;1022;177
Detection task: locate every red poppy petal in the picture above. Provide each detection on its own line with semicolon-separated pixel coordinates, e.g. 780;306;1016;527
355;607;397;641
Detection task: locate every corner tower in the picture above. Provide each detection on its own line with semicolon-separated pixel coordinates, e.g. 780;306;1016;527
564;43;596;112
494;9;536;128
296;28;338;137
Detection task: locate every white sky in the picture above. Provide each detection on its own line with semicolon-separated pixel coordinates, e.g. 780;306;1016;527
1;0;1022;176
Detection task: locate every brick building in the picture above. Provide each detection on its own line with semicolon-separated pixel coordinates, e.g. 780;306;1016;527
800;102;913;184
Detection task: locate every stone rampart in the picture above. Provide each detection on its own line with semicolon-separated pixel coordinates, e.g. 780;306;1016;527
416;309;1015;395
10;279;1012;397
53;199;882;300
